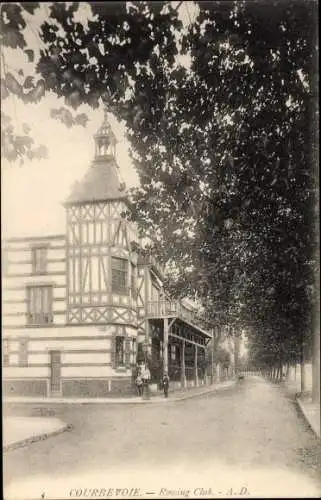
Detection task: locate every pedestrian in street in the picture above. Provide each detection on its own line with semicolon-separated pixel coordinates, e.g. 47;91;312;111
162;373;169;398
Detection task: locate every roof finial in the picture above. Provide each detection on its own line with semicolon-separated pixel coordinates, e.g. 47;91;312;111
103;101;109;121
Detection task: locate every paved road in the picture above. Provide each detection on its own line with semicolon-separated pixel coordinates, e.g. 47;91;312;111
4;376;321;498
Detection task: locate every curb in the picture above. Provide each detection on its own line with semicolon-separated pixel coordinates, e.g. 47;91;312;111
172;382;236;402
4;382;237;405
296;397;320;439
3;423;73;453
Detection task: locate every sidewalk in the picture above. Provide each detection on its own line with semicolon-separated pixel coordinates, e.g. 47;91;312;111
3;380;236;405
281;380;320;439
296;396;320;438
3;416;72;452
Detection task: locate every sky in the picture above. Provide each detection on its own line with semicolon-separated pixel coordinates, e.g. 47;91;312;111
2;94;138;237
1;2;197;238
1;2;249;352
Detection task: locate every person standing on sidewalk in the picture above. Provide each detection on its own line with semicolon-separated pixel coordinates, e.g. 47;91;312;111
136;372;143;396
162;373;170;398
141;365;151;399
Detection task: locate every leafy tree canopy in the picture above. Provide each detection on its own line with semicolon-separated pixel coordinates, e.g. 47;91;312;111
1;1;318;368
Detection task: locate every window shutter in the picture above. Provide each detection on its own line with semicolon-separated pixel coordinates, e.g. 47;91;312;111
125;337;131;368
111;333;117;369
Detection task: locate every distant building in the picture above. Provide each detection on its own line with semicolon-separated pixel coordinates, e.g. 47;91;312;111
2;110;212;398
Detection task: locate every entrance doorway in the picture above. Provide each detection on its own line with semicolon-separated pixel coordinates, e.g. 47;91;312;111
49;350;61;396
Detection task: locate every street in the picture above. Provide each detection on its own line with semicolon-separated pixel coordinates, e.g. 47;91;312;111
4;376;321;498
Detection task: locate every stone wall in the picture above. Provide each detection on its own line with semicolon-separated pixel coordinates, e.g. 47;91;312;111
3;379;47;397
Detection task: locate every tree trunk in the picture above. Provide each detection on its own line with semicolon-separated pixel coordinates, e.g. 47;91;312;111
274;366;278;381
211;349;214;385
301;346;307;394
285;363;290;380
288;363;295;382
311;39;320;402
300;361;306;394
312;329;320;403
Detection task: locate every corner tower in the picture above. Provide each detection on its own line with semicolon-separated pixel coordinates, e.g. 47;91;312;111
65;109;139;376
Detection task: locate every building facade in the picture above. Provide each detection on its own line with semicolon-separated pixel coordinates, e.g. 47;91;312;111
2;111;212;398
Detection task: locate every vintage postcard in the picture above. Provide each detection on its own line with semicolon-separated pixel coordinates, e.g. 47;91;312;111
2;2;320;499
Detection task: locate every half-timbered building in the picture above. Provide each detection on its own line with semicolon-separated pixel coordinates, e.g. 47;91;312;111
2;110;212;398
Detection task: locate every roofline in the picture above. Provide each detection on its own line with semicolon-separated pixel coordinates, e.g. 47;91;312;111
63;196;129;208
3;234;66;243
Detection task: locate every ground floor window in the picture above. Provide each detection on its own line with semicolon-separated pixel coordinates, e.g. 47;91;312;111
115;336;125;366
136;342;145;363
152;338;161;361
131;338;137;364
2;339;28;367
170;344;177;361
3;340;10;366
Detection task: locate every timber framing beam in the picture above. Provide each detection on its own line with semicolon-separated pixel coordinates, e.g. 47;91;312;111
169;331;207;349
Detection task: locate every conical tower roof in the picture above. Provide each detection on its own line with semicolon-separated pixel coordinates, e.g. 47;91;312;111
66;110;126;205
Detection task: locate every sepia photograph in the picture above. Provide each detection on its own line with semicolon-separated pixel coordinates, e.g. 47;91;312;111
1;1;320;499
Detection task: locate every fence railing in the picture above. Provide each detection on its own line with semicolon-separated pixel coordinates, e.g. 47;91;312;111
146;300;208;332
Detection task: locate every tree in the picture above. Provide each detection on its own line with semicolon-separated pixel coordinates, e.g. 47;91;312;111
1;1;182;162
1;1;318;395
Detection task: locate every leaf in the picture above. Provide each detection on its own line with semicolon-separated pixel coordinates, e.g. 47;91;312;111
50;107;74;127
24;79;45;103
70;51;86;66
1;79;9;100
1;29;26;49
33;80;45;101
75;113;89;127
5;73;22;97
23;76;34;89
49;2;68;23
21;3;39;15
41;22;59;44
25;49;35;63
66;90;81;109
